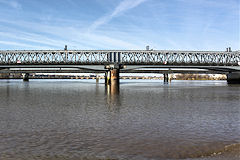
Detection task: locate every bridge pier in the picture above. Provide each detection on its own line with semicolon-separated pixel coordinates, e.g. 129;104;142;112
110;69;120;87
96;77;99;83
96;74;100;83
163;73;169;83
104;64;122;89
22;73;29;81
105;70;111;85
227;72;240;84
104;68;120;96
105;69;120;85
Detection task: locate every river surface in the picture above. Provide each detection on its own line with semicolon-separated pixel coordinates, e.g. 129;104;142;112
0;79;239;160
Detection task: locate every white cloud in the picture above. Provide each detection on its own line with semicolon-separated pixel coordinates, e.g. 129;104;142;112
0;0;21;9
88;0;147;32
0;32;68;48
0;19;144;50
0;40;52;50
0;0;238;50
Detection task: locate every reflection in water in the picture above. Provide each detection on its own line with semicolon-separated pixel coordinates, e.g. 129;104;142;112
5;81;10;106
0;80;239;160
105;83;121;111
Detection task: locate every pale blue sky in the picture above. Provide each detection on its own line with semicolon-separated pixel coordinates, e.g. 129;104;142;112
0;0;239;50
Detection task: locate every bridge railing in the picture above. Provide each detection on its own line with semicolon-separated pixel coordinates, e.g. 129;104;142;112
0;50;239;66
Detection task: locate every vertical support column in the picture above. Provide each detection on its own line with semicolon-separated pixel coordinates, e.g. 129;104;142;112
117;52;121;63
113;52;116;63
105;70;111;85
110;69;119;85
104;64;122;94
105;69;120;96
107;52;114;63
164;73;169;83
227;72;240;84
96;75;99;83
110;69;119;93
23;73;29;81
105;72;107;84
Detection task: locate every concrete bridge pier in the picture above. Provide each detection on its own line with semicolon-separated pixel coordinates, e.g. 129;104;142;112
96;77;99;83
104;64;123;94
105;70;111;85
227;72;240;84
105;69;120;96
163;73;169;83
96;74;100;83
105;64;123;85
110;69;120;87
22;73;29;81
105;69;120;85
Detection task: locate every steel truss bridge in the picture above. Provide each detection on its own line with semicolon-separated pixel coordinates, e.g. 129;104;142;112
0;50;239;65
0;50;240;74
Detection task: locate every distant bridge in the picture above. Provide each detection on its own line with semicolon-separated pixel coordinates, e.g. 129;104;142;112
0;50;240;84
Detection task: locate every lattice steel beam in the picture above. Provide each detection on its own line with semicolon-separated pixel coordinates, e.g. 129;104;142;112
0;50;239;66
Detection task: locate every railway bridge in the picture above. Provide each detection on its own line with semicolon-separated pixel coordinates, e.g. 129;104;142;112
0;49;240;86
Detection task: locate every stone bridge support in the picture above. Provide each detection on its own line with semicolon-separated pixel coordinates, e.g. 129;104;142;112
227;72;240;84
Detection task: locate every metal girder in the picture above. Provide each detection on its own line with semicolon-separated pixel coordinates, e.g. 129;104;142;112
0;69;220;74
0;50;239;66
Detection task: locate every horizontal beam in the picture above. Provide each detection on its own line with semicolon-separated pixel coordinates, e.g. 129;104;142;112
1;65;234;74
0;50;239;66
1;65;239;71
0;49;239;53
0;69;222;74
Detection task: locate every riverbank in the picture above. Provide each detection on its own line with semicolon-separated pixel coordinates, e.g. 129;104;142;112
0;73;227;80
1;143;239;160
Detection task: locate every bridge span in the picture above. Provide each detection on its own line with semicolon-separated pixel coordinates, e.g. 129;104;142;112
0;49;240;84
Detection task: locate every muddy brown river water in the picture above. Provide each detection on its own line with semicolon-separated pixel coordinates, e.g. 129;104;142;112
0;79;239;160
